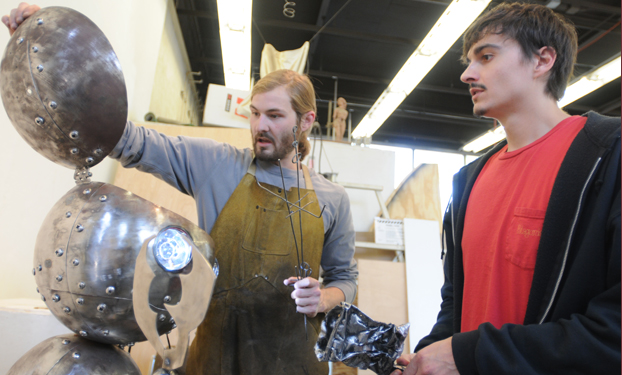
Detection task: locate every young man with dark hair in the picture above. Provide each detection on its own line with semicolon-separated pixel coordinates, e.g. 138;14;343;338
393;3;620;375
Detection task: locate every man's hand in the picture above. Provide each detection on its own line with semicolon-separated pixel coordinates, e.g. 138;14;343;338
284;277;345;318
2;2;40;36
389;338;458;375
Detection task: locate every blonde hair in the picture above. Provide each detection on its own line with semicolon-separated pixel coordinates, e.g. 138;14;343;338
251;69;316;161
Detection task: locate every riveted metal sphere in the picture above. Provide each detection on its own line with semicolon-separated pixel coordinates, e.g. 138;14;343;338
7;334;140;375
0;7;127;169
33;181;215;345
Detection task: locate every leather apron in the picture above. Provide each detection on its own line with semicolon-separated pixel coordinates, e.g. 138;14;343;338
186;161;327;375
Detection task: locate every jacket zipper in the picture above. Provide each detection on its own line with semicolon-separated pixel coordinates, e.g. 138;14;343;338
538;156;603;324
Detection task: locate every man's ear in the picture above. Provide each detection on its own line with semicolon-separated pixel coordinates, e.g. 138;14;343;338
300;111;315;132
534;46;556;78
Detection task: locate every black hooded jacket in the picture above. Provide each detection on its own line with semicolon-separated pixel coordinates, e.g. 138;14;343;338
416;112;621;374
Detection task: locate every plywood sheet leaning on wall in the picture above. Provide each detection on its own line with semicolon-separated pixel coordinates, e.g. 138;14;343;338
113;122;253;225
372;163;442;233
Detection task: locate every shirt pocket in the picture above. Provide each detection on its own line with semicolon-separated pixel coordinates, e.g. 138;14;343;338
242;204;293;256
504;207;546;270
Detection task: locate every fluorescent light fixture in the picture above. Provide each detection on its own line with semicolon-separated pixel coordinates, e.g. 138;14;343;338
462;125;506;152
216;0;252;91
558;55;621;108
351;0;491;139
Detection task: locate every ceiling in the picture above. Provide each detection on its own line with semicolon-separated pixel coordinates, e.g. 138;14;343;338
175;0;621;153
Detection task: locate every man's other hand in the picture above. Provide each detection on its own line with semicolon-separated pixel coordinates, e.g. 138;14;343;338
390;338;458;375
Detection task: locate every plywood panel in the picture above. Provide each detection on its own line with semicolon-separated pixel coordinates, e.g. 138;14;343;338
372;163;442;233
356;259;409;375
113;122;253;225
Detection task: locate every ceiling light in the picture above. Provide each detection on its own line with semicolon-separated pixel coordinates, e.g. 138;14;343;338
351;0;491;139
462;125;506;153
558;55;621;108
216;0;252;91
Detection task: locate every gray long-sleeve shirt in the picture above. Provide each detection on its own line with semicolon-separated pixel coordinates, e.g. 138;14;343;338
110;121;357;301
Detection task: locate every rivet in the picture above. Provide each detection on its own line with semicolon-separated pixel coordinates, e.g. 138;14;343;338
76;224;84;232
79;330;87;337
35;116;44;125
99;195;108;202
158;314;166;322
36;18;43;25
38;265;42;271
172;323;177;329
32;268;36;275
36;65;43;72
164;358;171;366
78;282;85;289
70;148;79;155
70;131;78;139
264;275;268;280
36;287;39;293
85;157;94;164
254;274;258;278
52;294;60;302
128;342;135;347
17;37;24;44
73;352;80;359
83;188;91;195
72;258;80;266
169;317;175;324
105;286;115;295
49;101;57;109
63;306;71;313
87;171;92;177
41;295;46;302
32;46;38;53
76;298;84;305
94;149;103;156
118;344;125;350
56;274;63;282
97;304;106;312
163;295;171;303
66;211;72;218
102;330;109;336
62;339;70;345
55;248;64;257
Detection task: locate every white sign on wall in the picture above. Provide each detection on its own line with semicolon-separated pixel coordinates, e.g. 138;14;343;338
202;83;251;129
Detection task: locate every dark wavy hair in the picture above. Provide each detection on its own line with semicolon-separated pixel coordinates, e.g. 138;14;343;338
462;2;578;101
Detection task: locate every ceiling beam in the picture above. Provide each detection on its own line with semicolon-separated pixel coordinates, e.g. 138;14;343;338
256;19;420;46
178;9;420;46
310;70;471;96
307;0;333;70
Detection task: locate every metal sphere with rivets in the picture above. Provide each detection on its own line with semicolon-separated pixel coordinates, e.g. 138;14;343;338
6;334;140;375
0;7;128;170
32;181;216;345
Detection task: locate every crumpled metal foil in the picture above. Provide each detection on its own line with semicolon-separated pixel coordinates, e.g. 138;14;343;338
315;302;410;375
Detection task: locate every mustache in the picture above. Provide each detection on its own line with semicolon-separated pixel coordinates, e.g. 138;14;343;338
255;132;276;143
469;83;487;90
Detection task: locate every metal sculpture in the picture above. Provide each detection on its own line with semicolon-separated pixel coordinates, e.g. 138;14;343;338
0;6;127;169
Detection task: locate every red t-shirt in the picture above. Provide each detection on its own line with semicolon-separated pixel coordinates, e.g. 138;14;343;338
460;116;586;332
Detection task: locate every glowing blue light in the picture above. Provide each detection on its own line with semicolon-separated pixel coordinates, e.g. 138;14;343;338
153;227;193;272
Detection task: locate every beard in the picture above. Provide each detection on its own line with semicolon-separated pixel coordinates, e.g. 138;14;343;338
253;130;297;163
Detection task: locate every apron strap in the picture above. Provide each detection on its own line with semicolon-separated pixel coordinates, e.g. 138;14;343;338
247;158;314;190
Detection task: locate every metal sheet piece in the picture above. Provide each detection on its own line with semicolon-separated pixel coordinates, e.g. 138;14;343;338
315;302;410;375
33;181;215;345
0;6;127;169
